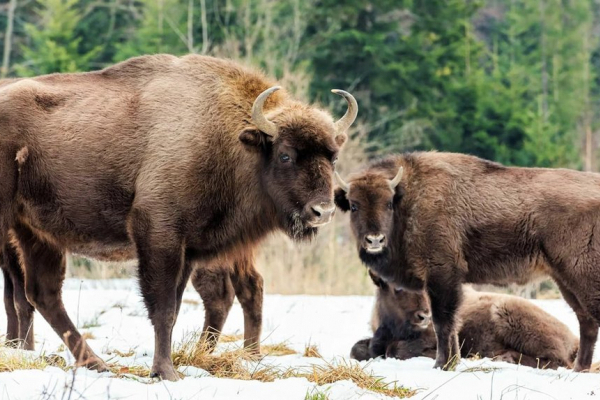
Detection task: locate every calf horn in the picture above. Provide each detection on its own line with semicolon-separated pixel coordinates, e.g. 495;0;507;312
387;167;404;191
335;171;350;193
331;89;358;135
251;86;281;137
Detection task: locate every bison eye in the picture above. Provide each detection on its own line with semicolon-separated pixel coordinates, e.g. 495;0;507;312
332;157;338;166
394;287;403;294
350;204;358;212
387;202;393;210
279;153;291;163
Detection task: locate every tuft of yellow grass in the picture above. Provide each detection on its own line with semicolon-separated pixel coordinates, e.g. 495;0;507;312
303;344;322;358
0;349;55;373
294;361;415;398
171;331;281;381
262;342;297;356
109;363;152;378
219;334;244;343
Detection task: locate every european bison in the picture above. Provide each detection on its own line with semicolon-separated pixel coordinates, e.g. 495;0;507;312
351;271;578;369
0;54;357;380
335;152;599;371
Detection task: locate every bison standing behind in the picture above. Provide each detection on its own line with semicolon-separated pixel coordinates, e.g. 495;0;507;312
335;152;600;371
0;54;357;380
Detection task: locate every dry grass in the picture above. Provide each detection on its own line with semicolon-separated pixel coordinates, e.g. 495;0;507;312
262;342;297;356
171;331;280;381
0;348;59;373
109;363;152;378
169;331;414;397
220;334;244;343
294;361;416;398
304;344;322;358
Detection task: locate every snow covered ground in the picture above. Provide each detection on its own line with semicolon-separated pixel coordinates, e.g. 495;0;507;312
0;279;598;400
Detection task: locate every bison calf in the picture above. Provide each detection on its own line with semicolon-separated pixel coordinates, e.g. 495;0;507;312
352;271;578;369
335;152;598;371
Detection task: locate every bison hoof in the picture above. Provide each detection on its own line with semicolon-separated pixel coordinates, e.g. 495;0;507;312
81;357;109;372
573;363;590;373
150;364;181;381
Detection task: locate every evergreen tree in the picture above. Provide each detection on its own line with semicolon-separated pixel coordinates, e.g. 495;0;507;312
15;0;100;76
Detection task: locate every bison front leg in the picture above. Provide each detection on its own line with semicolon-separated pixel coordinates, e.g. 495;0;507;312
2;265;18;344
131;212;192;381
555;280;598;372
427;274;462;370
14;224;107;371
191;264;235;352
231;258;263;354
3;244;35;350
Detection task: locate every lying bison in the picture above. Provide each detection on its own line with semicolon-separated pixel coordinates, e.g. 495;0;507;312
0;54;357;380
351;270;578;369
335;152;599;371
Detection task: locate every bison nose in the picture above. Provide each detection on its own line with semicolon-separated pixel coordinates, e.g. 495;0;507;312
308;203;336;227
364;234;386;253
415;311;431;327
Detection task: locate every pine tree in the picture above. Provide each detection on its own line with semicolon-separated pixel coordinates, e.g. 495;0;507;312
15;0;100;76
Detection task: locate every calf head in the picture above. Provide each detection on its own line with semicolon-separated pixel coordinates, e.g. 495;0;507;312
369;270;431;336
334;164;403;265
240;87;357;240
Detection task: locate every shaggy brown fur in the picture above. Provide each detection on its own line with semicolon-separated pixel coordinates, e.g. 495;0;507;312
335;152;599;371
0;54;357;380
351;274;579;369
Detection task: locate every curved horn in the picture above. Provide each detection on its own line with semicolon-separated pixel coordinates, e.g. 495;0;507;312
331;89;358;135
251;86;281;137
334;171;350;193
387;166;404;191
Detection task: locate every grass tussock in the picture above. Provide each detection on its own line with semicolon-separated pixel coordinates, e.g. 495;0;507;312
219;334;244;343
171;332;281;381
109;363;152;378
170;331;414;397
262;342;297;356
295;361;415;398
0;349;55;373
303;344;322;358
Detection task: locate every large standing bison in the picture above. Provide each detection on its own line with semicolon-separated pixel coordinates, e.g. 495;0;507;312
0;54;357;380
335;152;600;371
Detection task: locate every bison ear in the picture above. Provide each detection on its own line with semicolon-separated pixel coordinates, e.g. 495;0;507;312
368;269;388;289
335;133;348;147
239;127;271;149
334;187;350;212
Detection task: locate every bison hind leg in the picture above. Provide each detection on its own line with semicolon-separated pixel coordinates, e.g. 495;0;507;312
191;263;235;353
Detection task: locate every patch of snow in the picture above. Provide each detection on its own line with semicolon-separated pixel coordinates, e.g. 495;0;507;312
0;278;598;399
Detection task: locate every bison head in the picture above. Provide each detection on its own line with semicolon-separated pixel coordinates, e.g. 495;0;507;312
333;165;403;265
239;86;357;240
369;269;431;335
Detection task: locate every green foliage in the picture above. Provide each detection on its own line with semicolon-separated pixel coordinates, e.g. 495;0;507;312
14;0;101;76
